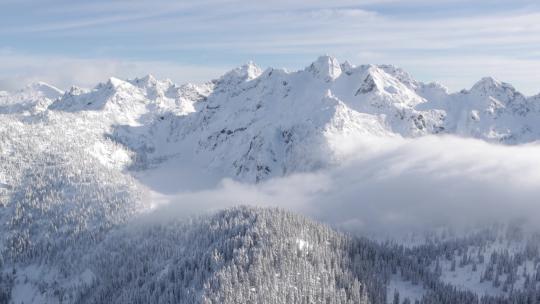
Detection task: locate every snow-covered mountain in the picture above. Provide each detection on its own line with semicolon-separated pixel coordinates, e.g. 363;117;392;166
30;55;540;182
2;56;540;303
0;82;63;114
3;56;539;182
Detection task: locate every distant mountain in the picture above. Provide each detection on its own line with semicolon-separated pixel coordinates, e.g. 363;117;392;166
0;82;62;114
3;56;540;182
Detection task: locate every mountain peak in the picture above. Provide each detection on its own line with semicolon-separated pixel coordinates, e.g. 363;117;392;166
340;60;355;74
66;85;87;96
472;76;501;89
307;55;342;81
106;77;128;88
130;74;158;88
94;77;139;94
22;81;63;99
468;76;522;102
239;61;263;79
470;76;517;93
218;61;263;86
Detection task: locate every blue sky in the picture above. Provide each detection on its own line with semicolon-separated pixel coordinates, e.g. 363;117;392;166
1;0;540;94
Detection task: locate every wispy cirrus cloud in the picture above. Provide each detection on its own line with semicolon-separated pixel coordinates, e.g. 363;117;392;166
1;0;539;93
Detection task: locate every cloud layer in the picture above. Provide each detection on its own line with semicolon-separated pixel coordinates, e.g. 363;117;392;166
146;136;540;236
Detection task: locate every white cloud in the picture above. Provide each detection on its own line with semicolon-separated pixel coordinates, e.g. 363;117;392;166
146;136;540;237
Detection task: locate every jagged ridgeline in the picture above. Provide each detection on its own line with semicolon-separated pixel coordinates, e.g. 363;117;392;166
4;56;540;183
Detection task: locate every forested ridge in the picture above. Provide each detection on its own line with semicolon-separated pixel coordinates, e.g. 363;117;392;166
2;203;540;303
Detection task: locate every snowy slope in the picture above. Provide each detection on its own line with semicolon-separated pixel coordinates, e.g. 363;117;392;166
105;56;540;182
49;75;212;125
2;56;537;183
5;206;539;304
0;82;63;114
446;77;540;143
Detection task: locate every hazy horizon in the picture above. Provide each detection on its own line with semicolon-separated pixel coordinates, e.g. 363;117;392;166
2;0;540;94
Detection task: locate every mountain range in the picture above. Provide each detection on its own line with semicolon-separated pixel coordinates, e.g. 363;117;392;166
3;55;539;183
2;56;540;303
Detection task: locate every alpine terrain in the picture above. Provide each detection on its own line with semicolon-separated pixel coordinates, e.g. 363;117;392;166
1;56;540;303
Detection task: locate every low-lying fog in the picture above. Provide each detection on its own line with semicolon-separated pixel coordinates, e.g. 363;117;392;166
141;135;540;236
